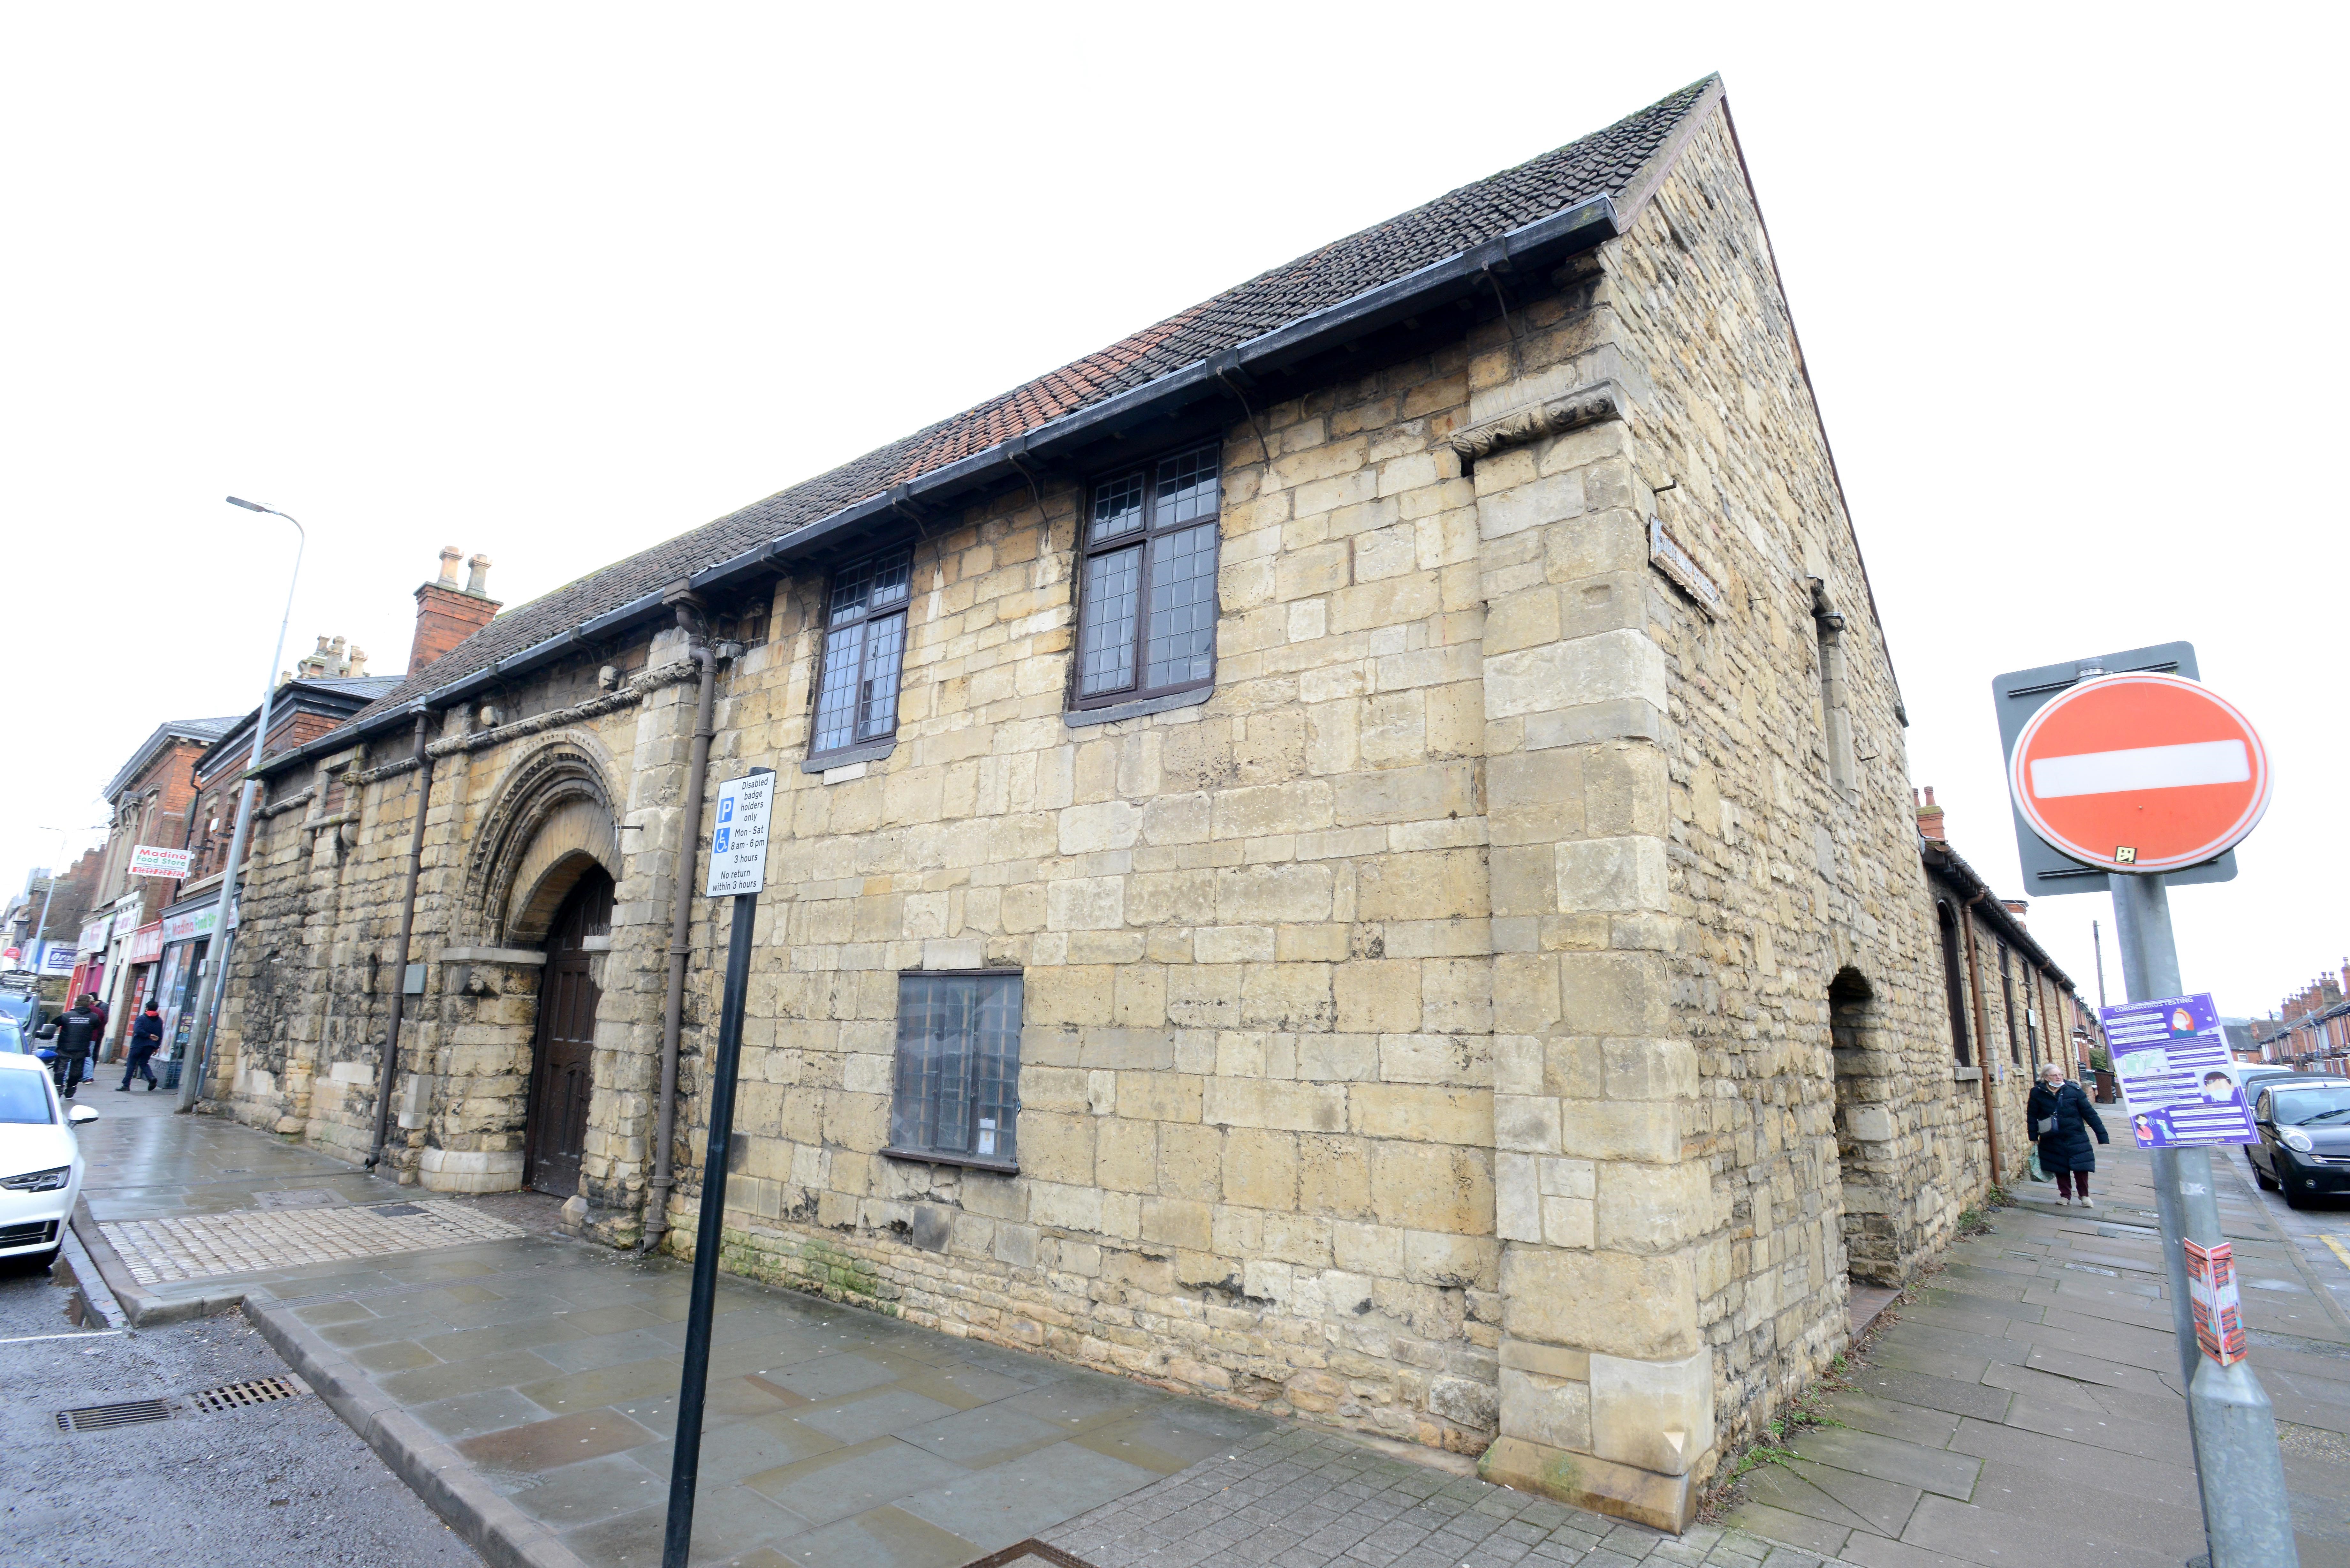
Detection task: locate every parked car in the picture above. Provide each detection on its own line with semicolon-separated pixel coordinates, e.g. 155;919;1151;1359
0;989;37;1035
2247;1077;2350;1209
0;1052;96;1266
0;1019;26;1053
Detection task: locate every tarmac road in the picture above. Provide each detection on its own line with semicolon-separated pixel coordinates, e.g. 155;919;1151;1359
0;1252;481;1567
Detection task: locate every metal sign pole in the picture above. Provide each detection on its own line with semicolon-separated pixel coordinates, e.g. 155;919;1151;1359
660;884;755;1568
661;764;773;1568
2109;874;2295;1567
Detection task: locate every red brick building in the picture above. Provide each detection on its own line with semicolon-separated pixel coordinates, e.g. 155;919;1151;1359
89;715;241;1043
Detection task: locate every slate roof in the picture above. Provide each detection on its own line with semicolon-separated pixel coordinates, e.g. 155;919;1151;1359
199;675;412;781
339;76;1719;730
102;716;245;801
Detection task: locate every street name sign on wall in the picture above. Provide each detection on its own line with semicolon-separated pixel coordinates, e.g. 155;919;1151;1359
128;844;194;879
2010;672;2270;874
703;770;775;898
1992;643;2239;894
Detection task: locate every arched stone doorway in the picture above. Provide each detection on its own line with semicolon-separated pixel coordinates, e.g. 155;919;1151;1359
525;867;613;1196
1828;966;1900;1287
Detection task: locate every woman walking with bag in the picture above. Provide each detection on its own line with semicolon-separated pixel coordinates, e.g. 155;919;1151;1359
2030;1061;2108;1207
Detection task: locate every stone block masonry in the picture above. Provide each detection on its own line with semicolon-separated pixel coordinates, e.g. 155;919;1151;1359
208;84;2007;1535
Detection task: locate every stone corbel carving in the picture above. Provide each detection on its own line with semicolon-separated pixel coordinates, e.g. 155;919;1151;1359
1443;379;1629;473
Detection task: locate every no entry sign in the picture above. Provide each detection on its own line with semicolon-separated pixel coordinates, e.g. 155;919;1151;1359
2009;673;2270;873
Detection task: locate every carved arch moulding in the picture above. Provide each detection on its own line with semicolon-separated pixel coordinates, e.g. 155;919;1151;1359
458;733;625;949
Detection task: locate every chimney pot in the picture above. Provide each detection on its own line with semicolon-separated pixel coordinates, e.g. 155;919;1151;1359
465;553;493;598
1915;783;1947;841
437;546;462;586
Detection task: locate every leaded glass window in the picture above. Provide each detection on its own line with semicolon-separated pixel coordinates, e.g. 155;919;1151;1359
811;547;912;756
888;971;1023;1166
1073;442;1222;707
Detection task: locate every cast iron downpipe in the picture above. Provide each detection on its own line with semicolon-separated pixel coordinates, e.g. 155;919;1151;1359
367;713;436;1170
643;634;718;1253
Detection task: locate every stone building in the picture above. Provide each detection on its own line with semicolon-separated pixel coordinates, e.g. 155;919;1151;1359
1900;792;2094;1255
212;78;2014;1528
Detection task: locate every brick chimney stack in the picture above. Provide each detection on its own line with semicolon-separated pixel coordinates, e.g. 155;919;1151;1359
408;545;502;676
1914;786;1946;841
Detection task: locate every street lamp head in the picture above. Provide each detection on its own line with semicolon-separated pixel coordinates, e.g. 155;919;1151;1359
225;495;270;513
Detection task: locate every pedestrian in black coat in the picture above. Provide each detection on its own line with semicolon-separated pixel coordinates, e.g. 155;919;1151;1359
38;1001;96;1099
119;1003;163;1091
2030;1061;2109;1207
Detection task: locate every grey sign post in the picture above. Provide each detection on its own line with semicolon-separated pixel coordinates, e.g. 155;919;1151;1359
1993;650;2293;1566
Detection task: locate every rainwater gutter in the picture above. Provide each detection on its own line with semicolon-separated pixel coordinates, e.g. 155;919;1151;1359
643;602;718;1255
366;709;436;1170
250;194;1622;787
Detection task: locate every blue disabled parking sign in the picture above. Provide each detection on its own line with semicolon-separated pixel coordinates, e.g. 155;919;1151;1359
703;770;774;898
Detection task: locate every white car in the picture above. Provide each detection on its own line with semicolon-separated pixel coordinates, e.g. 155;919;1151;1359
0;1052;96;1265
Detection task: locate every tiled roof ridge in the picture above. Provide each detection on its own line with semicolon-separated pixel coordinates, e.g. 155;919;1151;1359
337;76;1720;729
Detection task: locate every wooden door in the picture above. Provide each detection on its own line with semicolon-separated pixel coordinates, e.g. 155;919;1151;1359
524;870;611;1196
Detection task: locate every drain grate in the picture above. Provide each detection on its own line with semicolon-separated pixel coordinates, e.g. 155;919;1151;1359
56;1398;174;1433
187;1376;307;1413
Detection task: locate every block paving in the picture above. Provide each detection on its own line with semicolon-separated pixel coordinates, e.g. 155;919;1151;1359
102;1198;526;1284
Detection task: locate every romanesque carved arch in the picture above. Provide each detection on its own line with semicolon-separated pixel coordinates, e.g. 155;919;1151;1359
460;734;624;948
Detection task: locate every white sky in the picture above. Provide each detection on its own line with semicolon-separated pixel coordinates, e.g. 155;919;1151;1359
5;3;2343;1021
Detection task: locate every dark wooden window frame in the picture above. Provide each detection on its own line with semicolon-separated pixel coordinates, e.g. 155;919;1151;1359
1068;441;1224;713
1998;942;2022;1066
1937;900;1973;1067
881;968;1025;1174
807;545;914;763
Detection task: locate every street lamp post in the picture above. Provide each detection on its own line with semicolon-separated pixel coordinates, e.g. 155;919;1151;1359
176;497;304;1111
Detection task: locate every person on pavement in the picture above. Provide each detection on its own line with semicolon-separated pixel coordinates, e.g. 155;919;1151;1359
84;992;109;1062
119;1002;163;1091
2030;1060;2109;1207
38;997;97;1099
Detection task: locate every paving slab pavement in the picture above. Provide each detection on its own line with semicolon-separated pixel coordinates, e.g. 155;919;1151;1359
1722;1142;2350;1568
87;1094;2350;1567
71;1098;1843;1568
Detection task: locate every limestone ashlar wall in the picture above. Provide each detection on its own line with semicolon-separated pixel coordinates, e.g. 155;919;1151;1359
1596;113;1990;1442
217;653;708;1206
666;335;1512;1455
222;741;409;1160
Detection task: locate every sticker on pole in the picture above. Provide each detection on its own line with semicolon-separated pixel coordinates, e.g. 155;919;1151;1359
2100;992;2256;1146
2008;672;2270;873
704;770;775;898
2183;1240;2249;1365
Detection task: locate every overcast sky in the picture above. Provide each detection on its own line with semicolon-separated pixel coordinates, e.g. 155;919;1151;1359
5;4;2342;1022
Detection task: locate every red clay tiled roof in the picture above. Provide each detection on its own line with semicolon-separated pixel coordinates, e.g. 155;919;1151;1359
343;78;1717;725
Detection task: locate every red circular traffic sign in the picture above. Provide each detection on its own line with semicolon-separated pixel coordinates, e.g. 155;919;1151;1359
2009;673;2270;873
